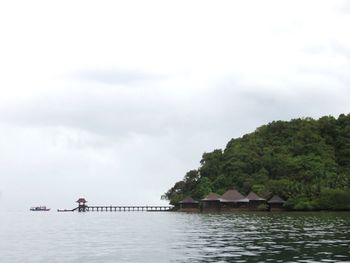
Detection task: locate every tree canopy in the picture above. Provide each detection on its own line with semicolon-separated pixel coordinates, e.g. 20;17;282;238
163;114;350;210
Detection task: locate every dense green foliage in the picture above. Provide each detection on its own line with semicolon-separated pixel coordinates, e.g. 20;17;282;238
163;114;350;210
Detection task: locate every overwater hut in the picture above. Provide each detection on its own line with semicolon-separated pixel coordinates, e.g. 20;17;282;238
268;195;286;211
201;193;221;212
220;189;249;211
178;197;199;212
246;192;266;210
76;198;88;212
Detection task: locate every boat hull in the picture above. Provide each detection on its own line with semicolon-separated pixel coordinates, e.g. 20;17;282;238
30;207;50;211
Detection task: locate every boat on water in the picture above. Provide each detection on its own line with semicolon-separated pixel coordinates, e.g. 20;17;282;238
30;206;51;211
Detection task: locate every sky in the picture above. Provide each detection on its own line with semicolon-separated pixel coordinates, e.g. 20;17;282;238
0;0;350;211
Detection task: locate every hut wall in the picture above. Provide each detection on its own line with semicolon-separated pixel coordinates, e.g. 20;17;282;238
221;202;250;212
201;200;221;212
237;202;249;209
178;203;199;212
269;203;285;211
220;203;233;212
249;200;267;210
180;203;199;209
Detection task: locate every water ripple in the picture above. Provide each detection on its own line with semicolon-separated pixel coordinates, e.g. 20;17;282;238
0;211;350;262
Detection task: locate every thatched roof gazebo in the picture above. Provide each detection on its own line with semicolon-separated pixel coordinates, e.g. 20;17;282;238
202;193;221;201
178;196;199;212
179;197;199;204
220;189;249;203
247;192;266;201
201;193;221;211
219;189;249;210
246;191;267;210
268;195;286;204
268;195;286;211
76;198;88;212
76;198;87;204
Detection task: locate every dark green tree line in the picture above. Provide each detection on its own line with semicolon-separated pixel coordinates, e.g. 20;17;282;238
163;114;350;210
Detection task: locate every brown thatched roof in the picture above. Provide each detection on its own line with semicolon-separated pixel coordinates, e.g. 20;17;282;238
76;198;87;203
179;196;199;204
247;191;266;201
268;195;286;204
220;189;249;203
202;192;221;201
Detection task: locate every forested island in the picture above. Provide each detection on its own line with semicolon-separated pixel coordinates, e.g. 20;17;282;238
163;114;350;210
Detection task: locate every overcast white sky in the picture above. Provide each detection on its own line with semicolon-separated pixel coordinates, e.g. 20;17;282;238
1;0;350;210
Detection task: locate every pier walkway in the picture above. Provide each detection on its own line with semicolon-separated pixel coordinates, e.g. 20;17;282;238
57;198;173;212
75;206;172;212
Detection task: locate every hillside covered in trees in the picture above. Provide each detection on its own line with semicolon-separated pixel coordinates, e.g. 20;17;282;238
163;114;350;210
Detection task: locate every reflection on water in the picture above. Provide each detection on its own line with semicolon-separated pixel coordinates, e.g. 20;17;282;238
174;212;350;262
0;211;349;262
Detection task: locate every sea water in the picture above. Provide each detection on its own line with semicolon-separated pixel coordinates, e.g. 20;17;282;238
0;211;350;262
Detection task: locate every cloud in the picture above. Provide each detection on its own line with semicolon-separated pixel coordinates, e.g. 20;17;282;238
0;87;177;140
0;72;241;141
72;69;164;85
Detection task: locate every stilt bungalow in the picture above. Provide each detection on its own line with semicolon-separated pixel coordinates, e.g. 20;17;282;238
220;189;249;211
201;193;221;212
246;192;267;210
178;197;199;212
268;195;286;211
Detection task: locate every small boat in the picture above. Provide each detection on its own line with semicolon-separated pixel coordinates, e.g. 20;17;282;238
30;206;51;211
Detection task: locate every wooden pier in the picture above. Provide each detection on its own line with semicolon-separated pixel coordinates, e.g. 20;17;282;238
74;206;172;212
57;198;173;212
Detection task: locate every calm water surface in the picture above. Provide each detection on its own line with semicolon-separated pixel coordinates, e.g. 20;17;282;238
0;211;349;262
